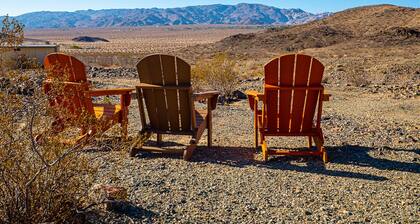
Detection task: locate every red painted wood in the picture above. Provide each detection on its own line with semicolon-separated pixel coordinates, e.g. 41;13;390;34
264;58;279;130
278;54;295;132
290;54;312;133
302;58;324;132
44;53;87;82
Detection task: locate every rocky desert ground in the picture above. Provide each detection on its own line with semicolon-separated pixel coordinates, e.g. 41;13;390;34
23;4;420;223
73;68;418;223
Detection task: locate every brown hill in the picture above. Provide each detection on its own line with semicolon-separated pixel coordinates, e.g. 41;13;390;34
208;4;419;54
180;5;420;86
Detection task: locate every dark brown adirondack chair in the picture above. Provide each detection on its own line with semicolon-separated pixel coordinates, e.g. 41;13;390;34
42;53;133;143
246;54;331;162
130;54;219;160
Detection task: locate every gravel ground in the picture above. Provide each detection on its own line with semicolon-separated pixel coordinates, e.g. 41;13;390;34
83;77;419;223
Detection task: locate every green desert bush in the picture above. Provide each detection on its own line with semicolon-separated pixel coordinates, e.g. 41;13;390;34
192;53;239;97
0;16;97;223
69;44;83;49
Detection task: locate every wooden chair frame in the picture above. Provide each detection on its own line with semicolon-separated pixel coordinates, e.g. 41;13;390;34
42;53;134;143
246;88;330;162
246;54;331;163
130;54;219;160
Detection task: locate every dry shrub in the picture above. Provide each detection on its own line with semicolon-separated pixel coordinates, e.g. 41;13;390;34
69;44;82;49
13;54;40;69
0;16;97;223
346;65;372;86
192;53;239;97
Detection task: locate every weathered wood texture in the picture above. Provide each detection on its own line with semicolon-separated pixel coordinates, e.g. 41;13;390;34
133;54;219;160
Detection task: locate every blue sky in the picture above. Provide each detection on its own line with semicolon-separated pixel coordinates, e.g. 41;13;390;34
1;0;419;16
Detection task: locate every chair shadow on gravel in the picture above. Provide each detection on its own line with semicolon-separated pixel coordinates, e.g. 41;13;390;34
84;136;132;153
107;201;158;220
193;145;420;181
328;145;420;174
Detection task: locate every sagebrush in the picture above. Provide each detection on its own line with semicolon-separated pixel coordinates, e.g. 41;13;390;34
192;53;239;97
0;16;98;223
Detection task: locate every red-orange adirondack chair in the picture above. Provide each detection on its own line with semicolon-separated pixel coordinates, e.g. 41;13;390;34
246;54;331;162
43;53;134;143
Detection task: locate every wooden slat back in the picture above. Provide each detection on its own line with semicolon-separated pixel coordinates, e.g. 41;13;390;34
302;57;324;132
136;54;192;133
263;54;324;134
43;53;94;118
44;53;88;82
44;82;93;117
264;58;279;131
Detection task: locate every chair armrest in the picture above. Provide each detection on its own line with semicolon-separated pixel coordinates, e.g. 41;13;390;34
323;93;331;101
193;91;220;110
43;80;90;88
88;88;134;107
88;88;134;97
245;90;264;100
245;90;264;111
193;91;220;101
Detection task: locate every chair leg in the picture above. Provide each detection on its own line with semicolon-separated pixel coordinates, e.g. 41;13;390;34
254;123;259;149
183;138;197;161
119;108;128;140
261;139;268;162
121;120;128;140
157;134;162;146
207;114;212;147
260;134;268;162
322;148;328;163
313;135;328;163
308;136;313;149
253;100;259;148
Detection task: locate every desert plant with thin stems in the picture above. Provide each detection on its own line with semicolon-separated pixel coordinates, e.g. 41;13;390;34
0;16;100;223
192;53;239;98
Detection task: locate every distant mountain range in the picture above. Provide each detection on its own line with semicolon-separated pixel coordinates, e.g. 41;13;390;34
7;3;331;29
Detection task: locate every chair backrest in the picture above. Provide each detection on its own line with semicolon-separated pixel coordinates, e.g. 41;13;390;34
44;53;88;82
263;54;324;134
136;54;193;133
43;53;94;118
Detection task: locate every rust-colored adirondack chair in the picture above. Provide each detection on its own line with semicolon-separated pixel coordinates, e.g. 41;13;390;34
246;54;331;162
130;54;219;160
43;53;133;142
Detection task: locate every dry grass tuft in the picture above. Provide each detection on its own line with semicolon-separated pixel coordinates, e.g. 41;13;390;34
192;53;239;97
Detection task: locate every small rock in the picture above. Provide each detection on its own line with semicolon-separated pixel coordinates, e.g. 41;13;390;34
232;90;247;100
101;185;128;201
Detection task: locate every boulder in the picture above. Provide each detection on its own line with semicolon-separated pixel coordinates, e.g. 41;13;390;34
232;90;247;99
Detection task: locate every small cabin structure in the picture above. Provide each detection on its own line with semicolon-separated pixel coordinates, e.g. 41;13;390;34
1;38;59;66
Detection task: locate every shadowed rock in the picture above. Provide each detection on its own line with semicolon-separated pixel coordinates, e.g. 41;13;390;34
72;36;109;42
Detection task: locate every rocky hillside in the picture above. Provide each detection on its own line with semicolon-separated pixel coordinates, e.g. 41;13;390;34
180;5;419;86
205;5;419;54
11;3;329;29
